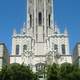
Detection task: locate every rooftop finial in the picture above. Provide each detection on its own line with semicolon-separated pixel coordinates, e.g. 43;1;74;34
64;27;68;33
22;22;27;34
54;24;60;34
13;28;16;36
64;26;68;36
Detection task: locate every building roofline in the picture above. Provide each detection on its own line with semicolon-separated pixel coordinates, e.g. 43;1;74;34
76;42;80;45
0;42;5;45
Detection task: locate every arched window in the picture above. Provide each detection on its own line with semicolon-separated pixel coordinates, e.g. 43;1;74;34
49;14;51;27
38;12;42;25
30;14;32;27
23;45;27;52
62;44;66;54
54;44;58;51
16;45;19;55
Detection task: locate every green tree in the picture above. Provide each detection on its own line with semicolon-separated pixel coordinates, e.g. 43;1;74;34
60;63;74;80
46;63;59;80
0;63;38;80
60;63;80;80
46;63;80;80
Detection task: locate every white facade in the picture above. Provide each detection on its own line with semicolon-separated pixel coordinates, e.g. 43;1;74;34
10;0;72;72
0;43;9;69
73;42;80;66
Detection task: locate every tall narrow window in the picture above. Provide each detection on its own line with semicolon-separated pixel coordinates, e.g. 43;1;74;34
38;12;42;25
49;14;50;27
23;45;27;52
30;14;32;27
16;45;19;55
62;44;66;54
54;44;58;51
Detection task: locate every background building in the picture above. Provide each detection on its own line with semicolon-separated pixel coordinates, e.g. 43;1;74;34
73;42;80;67
0;43;9;69
10;0;72;74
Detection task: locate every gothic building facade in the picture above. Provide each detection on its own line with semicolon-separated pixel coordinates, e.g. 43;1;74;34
10;0;72;72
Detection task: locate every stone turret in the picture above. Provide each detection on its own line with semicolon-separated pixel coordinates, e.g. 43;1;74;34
64;27;68;36
13;28;16;36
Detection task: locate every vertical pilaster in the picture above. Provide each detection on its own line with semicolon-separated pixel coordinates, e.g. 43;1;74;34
44;0;47;37
33;0;36;40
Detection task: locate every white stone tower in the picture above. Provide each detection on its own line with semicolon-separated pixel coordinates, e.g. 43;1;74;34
27;0;54;42
10;0;72;73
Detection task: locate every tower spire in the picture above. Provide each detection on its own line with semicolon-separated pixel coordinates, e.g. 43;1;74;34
64;26;68;36
13;28;16;36
55;24;60;34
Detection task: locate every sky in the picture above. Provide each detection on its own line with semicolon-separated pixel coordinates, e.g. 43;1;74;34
0;0;80;54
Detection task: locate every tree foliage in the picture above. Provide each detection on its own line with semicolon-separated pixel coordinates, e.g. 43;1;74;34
47;63;59;80
0;63;80;80
46;63;80;80
0;63;38;80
